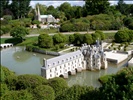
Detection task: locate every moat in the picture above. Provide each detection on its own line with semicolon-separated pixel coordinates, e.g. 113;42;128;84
1;46;128;87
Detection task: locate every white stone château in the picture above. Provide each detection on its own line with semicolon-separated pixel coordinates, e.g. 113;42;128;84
41;40;108;79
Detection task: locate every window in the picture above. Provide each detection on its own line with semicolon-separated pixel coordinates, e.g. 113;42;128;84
60;66;61;68
60;70;62;73
58;61;60;63
50;69;52;72
55;68;57;71
50;74;52;77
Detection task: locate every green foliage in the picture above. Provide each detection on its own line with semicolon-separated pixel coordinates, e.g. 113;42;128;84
1;66;15;80
1;90;33;100
48;77;68;97
83;33;93;44
95;30;105;40
10;26;29;41
5;75;18;90
16;74;48;90
85;0;110;15
114;30;129;43
9;20;22;27
73;33;84;45
3;15;12;21
33;85;55;100
56;85;98;100
0;68;5;83
99;67;133;100
1;25;11;34
0;83;9;96
99;75;113;84
69;34;75;44
38;34;53;48
53;33;66;44
91;33;101;44
32;20;40;25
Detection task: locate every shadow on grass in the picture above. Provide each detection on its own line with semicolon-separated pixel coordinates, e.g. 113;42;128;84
5;38;22;45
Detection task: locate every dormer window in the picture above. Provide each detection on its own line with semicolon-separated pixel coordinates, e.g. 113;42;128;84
58;61;60;63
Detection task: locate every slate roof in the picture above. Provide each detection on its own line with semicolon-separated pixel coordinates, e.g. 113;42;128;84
43;50;83;69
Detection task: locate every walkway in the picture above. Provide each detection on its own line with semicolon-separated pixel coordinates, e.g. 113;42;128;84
1;30;118;38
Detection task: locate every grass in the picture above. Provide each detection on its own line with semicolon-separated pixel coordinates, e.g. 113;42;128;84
104;32;116;39
29;28;58;34
1;36;38;45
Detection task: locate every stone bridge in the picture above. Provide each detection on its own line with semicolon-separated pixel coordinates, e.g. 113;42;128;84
0;43;13;48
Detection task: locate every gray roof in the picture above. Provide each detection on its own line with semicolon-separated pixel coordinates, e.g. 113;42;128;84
43;50;83;69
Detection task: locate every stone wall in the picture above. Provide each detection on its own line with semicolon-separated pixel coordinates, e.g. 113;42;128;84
26;46;60;56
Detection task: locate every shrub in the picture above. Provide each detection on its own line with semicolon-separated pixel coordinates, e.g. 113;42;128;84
5;75;18;90
48;77;68;97
38;34;53;48
114;29;130;43
16;74;48;90
0;83;9;96
33;85;55;100
3;15;12;21
1;90;33;100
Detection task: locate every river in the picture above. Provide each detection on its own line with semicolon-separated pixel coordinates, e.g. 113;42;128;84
1;46;128;87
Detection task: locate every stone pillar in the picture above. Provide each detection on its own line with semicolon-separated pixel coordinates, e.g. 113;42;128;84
77;67;82;72
64;73;68;78
71;70;76;75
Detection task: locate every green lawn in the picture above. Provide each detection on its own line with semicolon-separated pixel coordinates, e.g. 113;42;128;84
104;32;116;39
29;28;58;34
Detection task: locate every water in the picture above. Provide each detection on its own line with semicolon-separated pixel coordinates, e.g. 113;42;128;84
1;46;54;75
1;46;128;87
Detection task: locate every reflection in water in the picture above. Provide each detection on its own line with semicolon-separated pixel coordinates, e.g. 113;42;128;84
1;46;55;75
1;46;129;87
66;60;128;88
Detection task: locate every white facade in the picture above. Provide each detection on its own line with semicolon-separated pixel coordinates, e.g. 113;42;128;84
41;40;108;79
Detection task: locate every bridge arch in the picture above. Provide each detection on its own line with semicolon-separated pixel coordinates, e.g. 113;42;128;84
75;68;78;73
59;74;64;78
68;71;71;75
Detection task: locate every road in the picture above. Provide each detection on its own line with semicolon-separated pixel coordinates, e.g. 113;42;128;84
1;30;117;38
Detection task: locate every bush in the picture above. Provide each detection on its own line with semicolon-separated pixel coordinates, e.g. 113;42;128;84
33;85;55;100
53;33;66;44
38;34;53;48
114;29;130;43
32;20;40;25
0;83;9;96
3;15;12;21
16;74;48;90
1;25;11;34
48;77;68;97
1;66;15;80
1;90;33;100
5;75;18;90
83;33;93;44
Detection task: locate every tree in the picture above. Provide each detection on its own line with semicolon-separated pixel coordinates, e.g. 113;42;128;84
69;34;75;44
0;84;9;96
48;77;68;97
35;3;47;15
95;30;105;40
99;67;133;100
10;0;31;19
16;74;48;90
0;0;10;17
0;68;5;83
91;33;101;44
33;85;55;100
1;90;33;100
114;29;130;43
83;33;93;44
38;34;53;48
10;26;29;41
85;0;110;15
53;33;66;44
